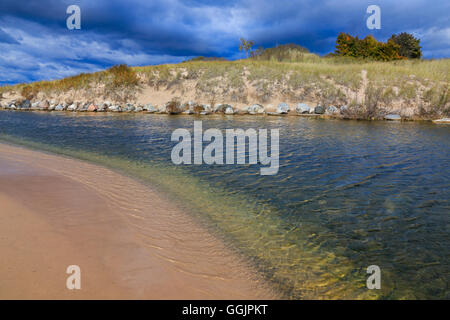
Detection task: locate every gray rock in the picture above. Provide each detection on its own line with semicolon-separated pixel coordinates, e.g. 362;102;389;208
122;104;135;112
213;104;224;113
67;104;77;111
9;104;17;110
157;104;168;113
247;104;265;114
276;102;290;114
214;104;233;114
134;105;143;112
97;104;106;112
314;105;325;114
384;114;401;121
54;104;65;111
326;105;339;114
224;105;236;115
108;105;122;112
31;101;41;110
20;100;31;109
78;103;90;112
340;105;348;114
144;103;158;113
296;103;310;114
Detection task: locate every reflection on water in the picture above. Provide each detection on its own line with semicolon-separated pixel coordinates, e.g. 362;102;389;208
0;111;449;299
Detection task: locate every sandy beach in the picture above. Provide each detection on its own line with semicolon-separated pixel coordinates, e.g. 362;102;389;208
0;143;275;299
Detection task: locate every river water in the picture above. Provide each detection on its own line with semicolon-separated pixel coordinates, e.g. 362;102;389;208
0;111;448;299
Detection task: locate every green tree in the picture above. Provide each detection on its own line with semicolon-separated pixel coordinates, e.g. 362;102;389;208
239;38;255;58
390;33;422;59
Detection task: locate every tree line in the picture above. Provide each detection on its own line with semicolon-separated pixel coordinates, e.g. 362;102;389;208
333;32;422;61
238;32;422;62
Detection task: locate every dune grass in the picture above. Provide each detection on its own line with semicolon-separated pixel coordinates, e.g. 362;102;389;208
1;55;448;118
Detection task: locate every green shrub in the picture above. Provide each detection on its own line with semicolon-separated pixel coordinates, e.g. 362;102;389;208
251;44;311;62
21;85;35;100
390;33;422;59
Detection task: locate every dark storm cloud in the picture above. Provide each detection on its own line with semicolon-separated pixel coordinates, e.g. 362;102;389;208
0;0;448;84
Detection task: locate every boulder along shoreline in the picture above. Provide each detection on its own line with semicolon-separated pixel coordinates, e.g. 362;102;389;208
1;99;449;123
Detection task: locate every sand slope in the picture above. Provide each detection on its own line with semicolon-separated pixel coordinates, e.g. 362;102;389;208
0;143;275;299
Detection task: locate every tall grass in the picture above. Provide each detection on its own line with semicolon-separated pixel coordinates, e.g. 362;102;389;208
1;56;448;117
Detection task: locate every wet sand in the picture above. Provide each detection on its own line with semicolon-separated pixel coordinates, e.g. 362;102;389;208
0;143;275;299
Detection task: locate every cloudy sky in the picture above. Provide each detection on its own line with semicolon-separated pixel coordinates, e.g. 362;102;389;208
0;0;449;84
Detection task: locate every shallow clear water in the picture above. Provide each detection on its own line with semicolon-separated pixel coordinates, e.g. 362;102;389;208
0;111;449;299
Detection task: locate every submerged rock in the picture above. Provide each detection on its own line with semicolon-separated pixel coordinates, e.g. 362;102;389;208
276;102;290;114
296;103;310;114
384;114;401;121
314;105;325;114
